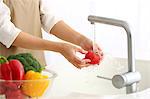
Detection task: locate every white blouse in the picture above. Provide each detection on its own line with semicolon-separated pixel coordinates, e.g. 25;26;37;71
0;0;61;48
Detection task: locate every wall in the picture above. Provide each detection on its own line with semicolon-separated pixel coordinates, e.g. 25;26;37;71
43;0;150;60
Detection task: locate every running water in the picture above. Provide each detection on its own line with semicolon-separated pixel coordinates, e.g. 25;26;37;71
92;23;96;53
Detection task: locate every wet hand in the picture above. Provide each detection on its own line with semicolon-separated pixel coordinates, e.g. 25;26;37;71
59;43;91;69
80;39;103;60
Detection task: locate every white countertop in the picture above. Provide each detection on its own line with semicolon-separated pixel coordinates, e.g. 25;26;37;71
49;88;150;99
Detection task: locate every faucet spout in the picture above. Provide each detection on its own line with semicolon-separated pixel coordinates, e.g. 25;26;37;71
88;15;135;72
88;15;141;94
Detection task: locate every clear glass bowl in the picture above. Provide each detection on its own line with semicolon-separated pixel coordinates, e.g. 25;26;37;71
0;69;57;99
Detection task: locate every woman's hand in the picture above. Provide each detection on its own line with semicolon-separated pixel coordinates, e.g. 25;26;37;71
59;43;91;69
79;38;103;59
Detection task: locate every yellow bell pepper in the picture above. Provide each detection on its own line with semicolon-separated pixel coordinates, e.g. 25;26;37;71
21;70;50;97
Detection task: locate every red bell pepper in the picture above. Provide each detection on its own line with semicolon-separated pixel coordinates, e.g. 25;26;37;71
0;56;24;80
84;51;101;65
0;63;12;80
0;82;6;94
9;60;25;80
0;56;11;80
5;89;25;99
0;56;25;90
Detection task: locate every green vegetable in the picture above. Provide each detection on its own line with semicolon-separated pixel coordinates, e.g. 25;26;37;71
0;56;8;64
7;53;44;73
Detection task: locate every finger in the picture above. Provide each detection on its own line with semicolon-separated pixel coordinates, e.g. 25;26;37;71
100;51;104;56
72;57;91;68
93;44;100;53
74;64;81;69
95;48;103;57
93;43;102;51
76;47;87;54
100;52;104;60
74;61;91;68
77;59;91;68
82;59;91;63
69;59;81;69
79;63;91;68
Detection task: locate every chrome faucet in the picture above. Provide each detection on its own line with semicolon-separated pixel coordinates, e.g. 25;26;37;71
88;15;141;94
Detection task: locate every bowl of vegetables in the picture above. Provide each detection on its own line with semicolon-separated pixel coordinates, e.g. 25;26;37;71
0;53;57;99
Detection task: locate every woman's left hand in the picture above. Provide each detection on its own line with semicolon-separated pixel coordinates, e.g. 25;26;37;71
79;38;103;59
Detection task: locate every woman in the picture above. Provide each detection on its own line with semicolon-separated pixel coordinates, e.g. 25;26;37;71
0;0;103;69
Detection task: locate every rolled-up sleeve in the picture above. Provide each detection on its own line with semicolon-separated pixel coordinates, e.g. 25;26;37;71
40;0;62;33
0;0;21;48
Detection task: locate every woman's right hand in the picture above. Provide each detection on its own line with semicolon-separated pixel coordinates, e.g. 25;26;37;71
58;43;91;69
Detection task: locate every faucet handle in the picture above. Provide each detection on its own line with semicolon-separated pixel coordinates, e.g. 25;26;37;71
112;72;141;89
96;75;112;81
97;72;141;89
